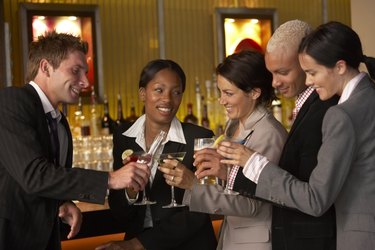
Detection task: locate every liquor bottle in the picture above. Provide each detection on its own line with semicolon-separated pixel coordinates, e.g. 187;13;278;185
195;77;202;125
212;73;227;134
125;101;139;122
101;94;115;135
71;97;85;137
201;99;210;129
272;89;283;125
205;79;214;130
61;102;69;124
115;94;125;126
272;98;282;124
62;103;68;116
183;103;198;124
89;86;101;137
282;96;295;130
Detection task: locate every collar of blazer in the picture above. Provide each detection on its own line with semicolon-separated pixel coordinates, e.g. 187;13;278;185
288;91;319;137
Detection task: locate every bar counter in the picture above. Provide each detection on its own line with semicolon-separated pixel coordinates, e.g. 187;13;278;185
61;199;123;240
61;200;223;250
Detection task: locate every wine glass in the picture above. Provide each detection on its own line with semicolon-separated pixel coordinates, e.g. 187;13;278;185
124;151;156;205
159;152;187;208
214;135;238;195
194;138;218;185
221;164;239;195
134;152;156;205
220;130;254;195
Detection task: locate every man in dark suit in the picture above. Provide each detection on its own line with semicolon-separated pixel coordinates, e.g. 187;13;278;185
0;31;150;250
263;20;338;250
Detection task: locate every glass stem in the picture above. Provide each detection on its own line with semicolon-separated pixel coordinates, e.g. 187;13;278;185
225;165;231;190
142;189;148;202
171;186;176;204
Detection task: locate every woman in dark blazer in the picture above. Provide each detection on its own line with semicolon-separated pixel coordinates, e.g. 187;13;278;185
99;59;217;250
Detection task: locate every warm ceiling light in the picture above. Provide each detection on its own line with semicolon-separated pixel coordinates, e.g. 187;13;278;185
68;16;77;21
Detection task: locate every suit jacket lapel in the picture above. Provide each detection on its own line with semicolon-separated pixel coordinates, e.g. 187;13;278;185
287;91;319;140
24;84;55;161
24;84;73;168
60;113;73;168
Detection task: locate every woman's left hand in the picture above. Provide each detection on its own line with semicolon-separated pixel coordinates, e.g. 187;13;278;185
217;141;255;167
158;159;195;190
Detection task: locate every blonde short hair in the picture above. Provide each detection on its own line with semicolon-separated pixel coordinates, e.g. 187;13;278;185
267;20;312;54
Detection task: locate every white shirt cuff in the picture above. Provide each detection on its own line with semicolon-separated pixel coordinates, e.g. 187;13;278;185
242;152;269;184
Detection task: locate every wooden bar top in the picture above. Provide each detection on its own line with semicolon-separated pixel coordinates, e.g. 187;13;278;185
74;199;109;212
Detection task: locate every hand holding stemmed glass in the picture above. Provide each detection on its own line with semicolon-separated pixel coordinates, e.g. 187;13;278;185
158;152;187;208
159;155;197;197
216;130;255;194
122;150;156;205
122;130;166;206
194;133;253;195
211;135;238;195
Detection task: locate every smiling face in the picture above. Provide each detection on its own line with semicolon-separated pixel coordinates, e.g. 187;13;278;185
139;68;183;128
299;52;342;100
217;74;258;124
265;48;307;98
39;50;89;108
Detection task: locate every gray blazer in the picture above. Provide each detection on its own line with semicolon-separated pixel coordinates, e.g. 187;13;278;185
253;75;375;250
184;107;287;250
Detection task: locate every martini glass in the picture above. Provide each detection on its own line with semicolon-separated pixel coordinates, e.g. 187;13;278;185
159;152;187;208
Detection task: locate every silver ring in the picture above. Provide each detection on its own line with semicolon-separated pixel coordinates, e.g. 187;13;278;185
171;176;175;182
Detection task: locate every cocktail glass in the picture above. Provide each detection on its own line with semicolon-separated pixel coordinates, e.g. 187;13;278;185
159;152;187;208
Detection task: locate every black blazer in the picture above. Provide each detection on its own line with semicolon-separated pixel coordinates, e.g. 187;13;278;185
0;84;108;250
109;121;217;250
233;91;338;250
